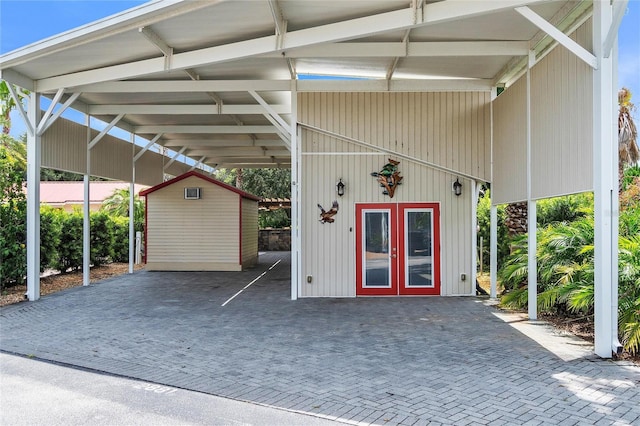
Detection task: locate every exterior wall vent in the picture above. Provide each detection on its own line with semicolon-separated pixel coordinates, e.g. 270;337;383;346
184;187;201;200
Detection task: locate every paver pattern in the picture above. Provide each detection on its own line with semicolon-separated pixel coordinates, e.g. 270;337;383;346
1;252;639;425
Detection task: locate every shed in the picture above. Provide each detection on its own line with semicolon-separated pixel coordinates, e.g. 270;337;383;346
140;171;260;271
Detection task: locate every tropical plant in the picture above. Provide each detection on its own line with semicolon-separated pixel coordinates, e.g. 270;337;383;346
1;81;24;134
618;88;639;191
499;194;640;354
101;188;144;232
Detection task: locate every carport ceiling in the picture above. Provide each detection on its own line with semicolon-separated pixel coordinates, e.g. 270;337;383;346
0;0;591;169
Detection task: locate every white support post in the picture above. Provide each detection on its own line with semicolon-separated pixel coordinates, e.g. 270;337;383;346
526;50;537;320
490;205;498;299
129;133;136;274
290;81;299;300
25;93;41;301
593;0;620;358
470;179;478;296
528;200;537;320
83;115;91;286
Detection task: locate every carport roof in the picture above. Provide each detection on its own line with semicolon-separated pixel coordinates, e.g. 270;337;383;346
0;0;592;170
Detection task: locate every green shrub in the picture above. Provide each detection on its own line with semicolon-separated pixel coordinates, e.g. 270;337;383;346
90;211;114;266
259;209;290;229
55;210;84;272
40;207;61;272
111;216;130;263
0;143;27;288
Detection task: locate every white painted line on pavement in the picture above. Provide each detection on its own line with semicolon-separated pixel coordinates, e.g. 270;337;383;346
221;259;281;307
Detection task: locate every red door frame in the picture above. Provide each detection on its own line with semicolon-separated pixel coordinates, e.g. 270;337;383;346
398;203;441;295
356;202;440;296
355;204;398;296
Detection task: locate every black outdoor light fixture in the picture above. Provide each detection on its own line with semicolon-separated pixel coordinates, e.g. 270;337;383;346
336;178;346;197
452;178;462;196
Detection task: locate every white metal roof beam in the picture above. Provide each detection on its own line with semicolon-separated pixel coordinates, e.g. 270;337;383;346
163;146;187;170
133;133;163;162
218;164;291;169
515;6;598;69
262;41;531;58
298;79;493;92
71;80;291;93
206;156;290;164
37;88;65;134
6;82;33;136
603;0;628;58
267;0;296;78
36;0;548;91
186;149;290;157
189;156;207;172
139;26;173;70
249;90;290;133
163;139;285;148
88;104;291;115
134;125;278;134
37;92;82;136
88;113;124;149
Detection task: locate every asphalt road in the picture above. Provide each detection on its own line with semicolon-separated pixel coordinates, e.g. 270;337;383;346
0;353;344;426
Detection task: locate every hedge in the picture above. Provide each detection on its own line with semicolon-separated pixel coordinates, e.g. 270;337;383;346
1;207;141;289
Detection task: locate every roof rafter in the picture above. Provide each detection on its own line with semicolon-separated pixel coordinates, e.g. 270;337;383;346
88;104;291;115
69;80;292;93
279;41;530;58
133;125;279;134
162;139;285;148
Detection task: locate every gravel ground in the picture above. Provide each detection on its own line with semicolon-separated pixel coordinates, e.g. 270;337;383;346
0;264;143;307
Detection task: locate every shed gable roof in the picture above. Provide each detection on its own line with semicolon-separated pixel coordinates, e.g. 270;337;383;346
140;171;261;201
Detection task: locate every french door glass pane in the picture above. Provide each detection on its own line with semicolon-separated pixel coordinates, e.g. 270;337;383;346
405;210;433;287
364;211;390;287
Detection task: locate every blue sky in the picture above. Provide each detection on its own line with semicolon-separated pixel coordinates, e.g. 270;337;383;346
1;0;639;138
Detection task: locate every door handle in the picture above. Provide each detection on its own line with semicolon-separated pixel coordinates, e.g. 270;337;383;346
391;254;397;258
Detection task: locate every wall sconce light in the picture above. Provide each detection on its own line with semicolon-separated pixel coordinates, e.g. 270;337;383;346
452;178;462;196
336;178;345;197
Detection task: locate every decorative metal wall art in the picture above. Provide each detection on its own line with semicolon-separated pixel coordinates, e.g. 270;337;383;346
318;201;339;224
371;159;403;198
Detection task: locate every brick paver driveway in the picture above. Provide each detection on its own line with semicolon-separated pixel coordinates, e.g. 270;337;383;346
1;252;639;425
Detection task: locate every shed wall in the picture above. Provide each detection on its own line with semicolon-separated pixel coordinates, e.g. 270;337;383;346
241;197;259;268
299;92;485;297
146;175;241;271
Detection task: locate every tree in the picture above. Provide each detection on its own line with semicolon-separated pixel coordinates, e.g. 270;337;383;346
618;87;639;192
100;187;145;232
1;80;28;135
215;168;291;198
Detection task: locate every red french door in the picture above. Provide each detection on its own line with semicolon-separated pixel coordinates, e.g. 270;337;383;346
356;203;440;296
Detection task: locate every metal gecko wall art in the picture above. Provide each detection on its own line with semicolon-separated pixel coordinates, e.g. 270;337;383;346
371;158;403;198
